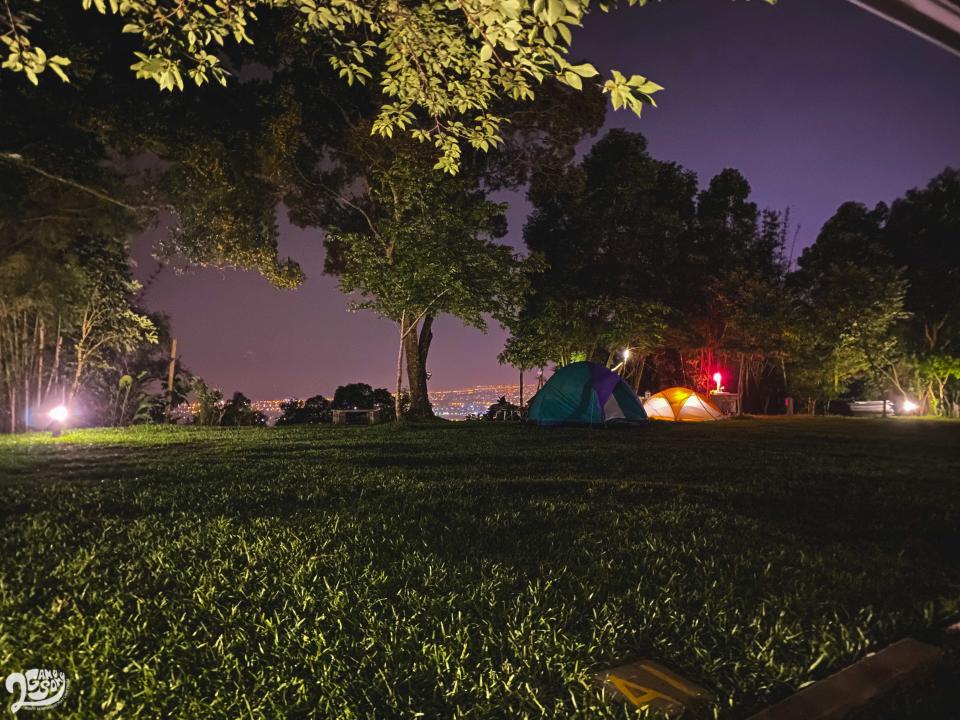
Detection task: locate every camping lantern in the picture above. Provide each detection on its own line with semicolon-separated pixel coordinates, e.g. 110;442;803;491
712;372;722;393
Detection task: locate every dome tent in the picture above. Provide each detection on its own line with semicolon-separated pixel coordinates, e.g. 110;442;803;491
643;387;725;422
528;362;648;426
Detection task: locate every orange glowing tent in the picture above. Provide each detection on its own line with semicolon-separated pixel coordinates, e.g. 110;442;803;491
643;387;725;422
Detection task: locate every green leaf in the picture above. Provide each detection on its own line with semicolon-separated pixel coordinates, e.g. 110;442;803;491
547;0;565;25
49;62;70;83
569;62;598;78
636;80;664;94
500;0;522;19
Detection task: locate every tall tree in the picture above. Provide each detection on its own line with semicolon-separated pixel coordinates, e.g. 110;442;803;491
882;168;960;353
321;137;531;418
506;133;791;406
507;130;704;386
683;174;790;402
786;202;907;411
879;168;960;414
0;231;156;432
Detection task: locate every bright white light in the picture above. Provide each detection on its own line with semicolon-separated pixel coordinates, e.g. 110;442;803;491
902;399;919;413
49;405;68;423
623;348;630;359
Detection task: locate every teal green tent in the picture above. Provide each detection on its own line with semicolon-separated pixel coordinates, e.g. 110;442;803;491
528;362;648;426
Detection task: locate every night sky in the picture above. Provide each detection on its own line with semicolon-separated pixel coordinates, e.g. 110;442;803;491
132;0;960;400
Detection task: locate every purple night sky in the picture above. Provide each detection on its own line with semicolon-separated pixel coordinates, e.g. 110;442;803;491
132;0;960;400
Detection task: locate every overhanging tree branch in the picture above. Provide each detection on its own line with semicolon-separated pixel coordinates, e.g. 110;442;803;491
0;152;165;214
400;288;451;340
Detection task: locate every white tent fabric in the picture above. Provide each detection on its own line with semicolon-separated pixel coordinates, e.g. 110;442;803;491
677;394;725;421
603;393;626;420
643;396;675;421
643;387;726;422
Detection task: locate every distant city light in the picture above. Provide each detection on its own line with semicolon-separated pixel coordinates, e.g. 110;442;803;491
245;385;531;422
49;405;68;422
901;399;919;413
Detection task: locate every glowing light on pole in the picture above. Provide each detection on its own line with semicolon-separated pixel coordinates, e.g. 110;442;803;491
49;405;68;423
712;372;722;393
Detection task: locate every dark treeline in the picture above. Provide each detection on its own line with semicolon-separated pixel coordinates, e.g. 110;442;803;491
276;383;397;425
502;130;960;416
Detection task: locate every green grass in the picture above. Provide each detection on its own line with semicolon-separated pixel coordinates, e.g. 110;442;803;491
1;417;958;718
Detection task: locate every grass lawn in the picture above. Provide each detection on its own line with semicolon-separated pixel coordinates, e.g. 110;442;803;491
1;417;959;718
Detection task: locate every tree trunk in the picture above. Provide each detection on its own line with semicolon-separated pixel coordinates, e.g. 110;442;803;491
395;311;406;420
70;352;84;401
36;318;45;408
45;316;62;399
403;314;434;418
119;381;132;427
632;355;646;394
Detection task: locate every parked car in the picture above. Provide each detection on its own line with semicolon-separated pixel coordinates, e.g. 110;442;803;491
846;400;896;416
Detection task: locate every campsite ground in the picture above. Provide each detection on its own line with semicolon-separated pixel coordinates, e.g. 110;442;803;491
1;417;958;718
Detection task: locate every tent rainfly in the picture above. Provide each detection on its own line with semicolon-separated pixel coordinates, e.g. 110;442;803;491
643;387;725;422
527;362;648;426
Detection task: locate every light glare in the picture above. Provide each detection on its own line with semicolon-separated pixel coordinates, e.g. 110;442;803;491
902;399;918;413
49;405;68;423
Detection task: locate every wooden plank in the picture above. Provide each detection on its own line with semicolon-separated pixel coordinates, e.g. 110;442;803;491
846;0;960;58
748;639;944;720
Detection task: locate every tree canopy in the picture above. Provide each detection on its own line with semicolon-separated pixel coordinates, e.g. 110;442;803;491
321;135;533;416
2;0;774;171
503;130;790;398
505;130;960;417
